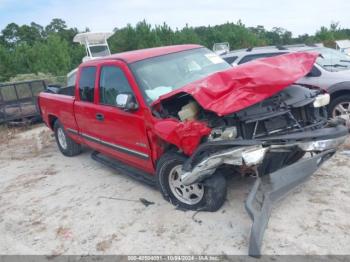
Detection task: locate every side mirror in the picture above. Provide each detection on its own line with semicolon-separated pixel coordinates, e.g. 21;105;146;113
116;93;138;111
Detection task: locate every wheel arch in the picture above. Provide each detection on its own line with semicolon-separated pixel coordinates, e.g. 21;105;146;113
328;81;350;100
48;114;58;130
153;143;180;167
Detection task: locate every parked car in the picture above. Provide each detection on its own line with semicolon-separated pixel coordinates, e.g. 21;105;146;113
221;44;350;121
335;39;350;56
38;45;348;256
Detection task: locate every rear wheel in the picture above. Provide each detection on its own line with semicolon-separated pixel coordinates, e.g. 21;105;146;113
156;152;227;211
54;120;81;156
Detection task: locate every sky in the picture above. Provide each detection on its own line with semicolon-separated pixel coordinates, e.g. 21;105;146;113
0;0;349;36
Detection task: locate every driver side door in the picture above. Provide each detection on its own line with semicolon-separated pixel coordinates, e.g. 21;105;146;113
94;62;154;173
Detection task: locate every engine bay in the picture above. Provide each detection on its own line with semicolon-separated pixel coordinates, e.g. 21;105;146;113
154;84;328;142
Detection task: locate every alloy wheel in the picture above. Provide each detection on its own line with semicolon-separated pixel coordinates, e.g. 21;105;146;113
168;165;204;205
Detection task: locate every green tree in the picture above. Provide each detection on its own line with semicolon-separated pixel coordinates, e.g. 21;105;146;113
2;19;350;83
45;18;67;34
32;35;71;75
0;44;14;81
1;23;20;47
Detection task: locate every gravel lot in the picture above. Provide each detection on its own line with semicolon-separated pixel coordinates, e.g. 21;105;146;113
0;124;350;255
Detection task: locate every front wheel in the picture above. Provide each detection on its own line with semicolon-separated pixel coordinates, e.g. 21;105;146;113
156;152;227;211
54;120;81;157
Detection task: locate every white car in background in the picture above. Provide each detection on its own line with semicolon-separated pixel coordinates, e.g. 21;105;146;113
220;44;350;121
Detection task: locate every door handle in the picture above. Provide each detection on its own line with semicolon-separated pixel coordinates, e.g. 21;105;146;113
96;113;104;121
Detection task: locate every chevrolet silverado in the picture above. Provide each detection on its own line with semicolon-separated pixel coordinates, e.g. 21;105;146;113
38;45;348;256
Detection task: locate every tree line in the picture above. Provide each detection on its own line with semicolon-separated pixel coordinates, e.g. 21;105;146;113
1;18;350;83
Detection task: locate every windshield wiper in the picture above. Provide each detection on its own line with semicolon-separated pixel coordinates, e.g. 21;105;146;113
323;64;348;68
340;60;350;63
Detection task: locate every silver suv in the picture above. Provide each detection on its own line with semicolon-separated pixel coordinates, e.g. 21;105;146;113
221;44;350;120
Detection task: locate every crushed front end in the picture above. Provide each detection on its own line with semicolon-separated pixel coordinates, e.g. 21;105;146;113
155;84;348;256
150;52;349;256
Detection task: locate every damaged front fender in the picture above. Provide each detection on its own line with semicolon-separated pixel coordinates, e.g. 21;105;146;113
153;118;211;155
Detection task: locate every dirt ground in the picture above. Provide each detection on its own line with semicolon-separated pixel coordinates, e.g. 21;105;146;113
0;124;350;255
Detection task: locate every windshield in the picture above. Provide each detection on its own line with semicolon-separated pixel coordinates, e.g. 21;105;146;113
314;47;350;72
130;48;231;103
89;45;110;57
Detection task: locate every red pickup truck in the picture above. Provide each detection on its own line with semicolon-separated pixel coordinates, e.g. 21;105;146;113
39;45;348;256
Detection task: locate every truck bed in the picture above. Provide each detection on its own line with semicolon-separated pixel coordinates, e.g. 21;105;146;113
38;92;78;132
46;85;75;96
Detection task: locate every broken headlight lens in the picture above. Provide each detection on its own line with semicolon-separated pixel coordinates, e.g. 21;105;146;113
313;93;330;108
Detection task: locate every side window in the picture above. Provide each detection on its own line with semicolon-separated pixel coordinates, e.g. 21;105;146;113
223;56;238;65
238;52;287;64
79;67;96;102
306;66;321;77
99;66;133;106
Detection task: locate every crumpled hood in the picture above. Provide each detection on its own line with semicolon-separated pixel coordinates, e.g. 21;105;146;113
152;52;318;116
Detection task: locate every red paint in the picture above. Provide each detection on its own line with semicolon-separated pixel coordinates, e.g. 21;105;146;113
86;44;202;64
39;46;317;175
152;52;318;116
153;119;211;155
39;59;157;174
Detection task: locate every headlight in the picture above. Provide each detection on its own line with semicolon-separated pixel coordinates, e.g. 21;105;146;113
313;93;330;108
221;126;237;140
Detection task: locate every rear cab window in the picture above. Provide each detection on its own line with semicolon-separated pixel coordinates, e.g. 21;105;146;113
79;66;96;102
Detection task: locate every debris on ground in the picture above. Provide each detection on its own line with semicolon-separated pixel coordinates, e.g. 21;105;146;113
99;196;155;207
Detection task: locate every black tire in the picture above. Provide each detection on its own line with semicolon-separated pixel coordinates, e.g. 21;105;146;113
156;152;227;212
54;120;81;157
328;94;350;118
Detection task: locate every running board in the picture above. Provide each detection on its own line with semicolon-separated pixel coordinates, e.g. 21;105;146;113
245;149;335;257
91;151;156;187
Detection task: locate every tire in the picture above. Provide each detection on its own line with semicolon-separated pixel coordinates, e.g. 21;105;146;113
54;120;81;157
156;152;227;212
328;94;350;119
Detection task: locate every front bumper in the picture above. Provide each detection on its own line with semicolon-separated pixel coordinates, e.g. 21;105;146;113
298;136;347;151
245;149;335;257
181;125;348;186
180;125;348;256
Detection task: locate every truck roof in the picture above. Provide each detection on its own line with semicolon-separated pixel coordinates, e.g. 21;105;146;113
82;44;202;65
